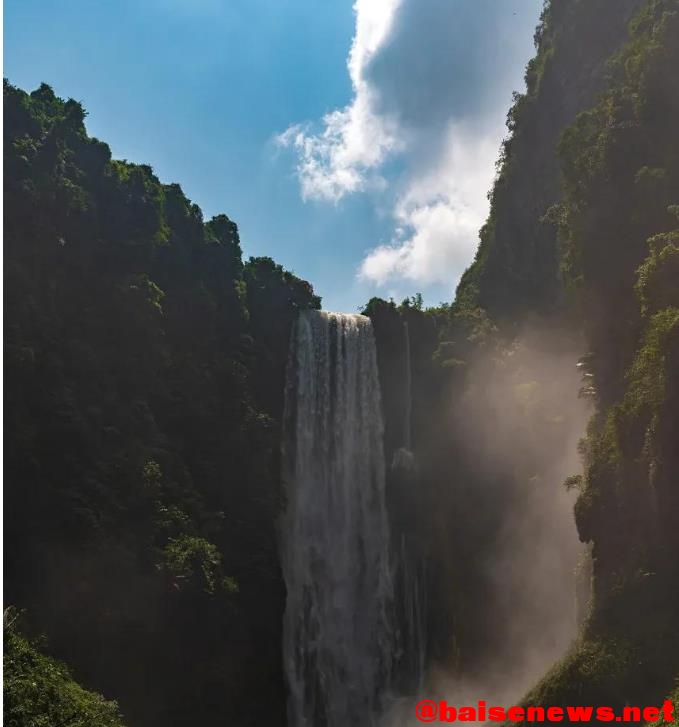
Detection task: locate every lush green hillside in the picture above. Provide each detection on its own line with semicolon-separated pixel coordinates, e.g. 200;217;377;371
519;0;679;713
368;0;679;715
447;0;678;715
456;0;642;323
4;0;678;723
4;79;319;727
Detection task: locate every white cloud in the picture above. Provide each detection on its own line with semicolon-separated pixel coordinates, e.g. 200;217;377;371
278;0;540;290
276;0;403;202
275;98;398;202
359;123;501;285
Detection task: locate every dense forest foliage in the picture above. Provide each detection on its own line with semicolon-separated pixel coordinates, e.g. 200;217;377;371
4;79;319;726
525;0;679;711
4;0;679;724
367;0;679;719
4;607;126;727
456;0;643;323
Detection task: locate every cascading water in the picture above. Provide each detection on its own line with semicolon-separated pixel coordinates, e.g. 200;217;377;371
392;321;415;471
281;310;396;727
389;319;426;694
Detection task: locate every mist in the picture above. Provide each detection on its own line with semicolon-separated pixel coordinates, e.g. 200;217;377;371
384;322;592;724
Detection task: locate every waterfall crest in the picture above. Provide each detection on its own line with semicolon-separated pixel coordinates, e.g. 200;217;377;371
281;310;395;727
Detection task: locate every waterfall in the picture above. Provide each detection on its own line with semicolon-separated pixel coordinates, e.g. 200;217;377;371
403;321;411;451
281;310;395;727
392;320;414;471
389;320;425;694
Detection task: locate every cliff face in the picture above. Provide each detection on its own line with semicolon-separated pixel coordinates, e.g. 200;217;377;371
457;0;644;323
4;0;678;722
462;0;679;714
372;0;679;714
539;0;679;710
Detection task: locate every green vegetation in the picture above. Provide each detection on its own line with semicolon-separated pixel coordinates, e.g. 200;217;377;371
4;610;126;727
456;0;645;322
4;0;679;722
4;79;319;726
520;636;639;706
646;682;679;725
495;0;679;718
366;0;679;718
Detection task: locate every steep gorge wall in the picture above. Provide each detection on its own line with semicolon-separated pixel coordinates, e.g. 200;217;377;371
457;0;643;322
370;0;679;715
4;0;679;723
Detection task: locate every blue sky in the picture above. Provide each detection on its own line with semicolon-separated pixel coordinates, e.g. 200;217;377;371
5;0;542;312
